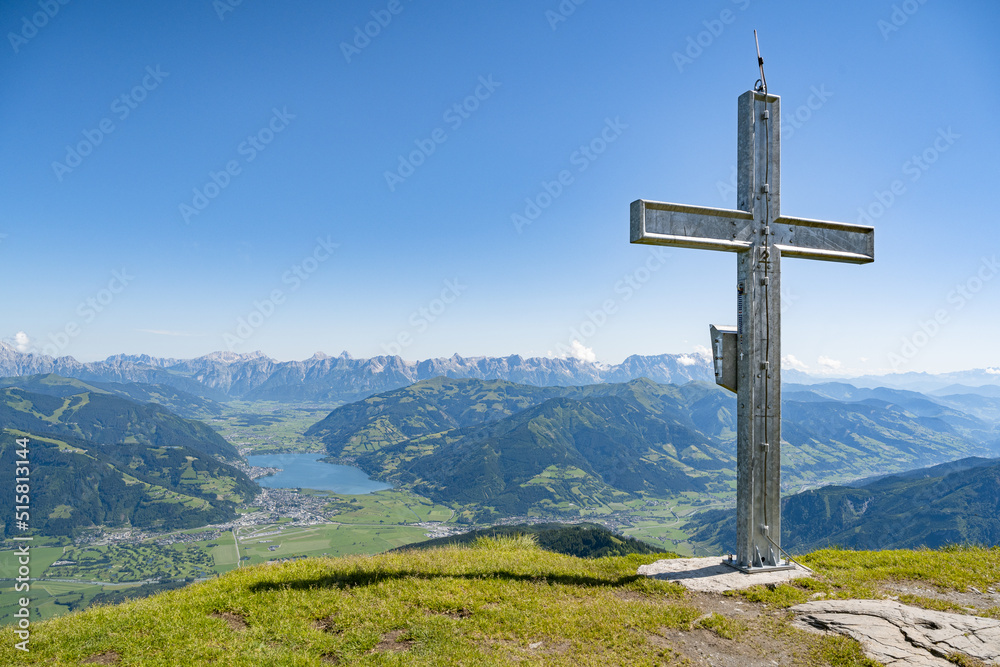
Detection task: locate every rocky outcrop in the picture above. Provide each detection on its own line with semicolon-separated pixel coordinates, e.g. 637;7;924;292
791;599;1000;666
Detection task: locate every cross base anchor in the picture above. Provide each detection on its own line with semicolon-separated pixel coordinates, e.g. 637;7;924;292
721;553;798;574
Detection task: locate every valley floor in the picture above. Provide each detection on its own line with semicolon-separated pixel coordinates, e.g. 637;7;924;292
0;483;731;627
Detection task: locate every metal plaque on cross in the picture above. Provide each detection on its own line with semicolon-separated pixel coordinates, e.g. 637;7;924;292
630;90;874;572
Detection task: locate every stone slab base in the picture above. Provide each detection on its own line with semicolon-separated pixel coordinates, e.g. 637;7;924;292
637;556;811;593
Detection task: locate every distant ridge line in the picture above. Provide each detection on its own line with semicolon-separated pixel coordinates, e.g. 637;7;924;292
0;344;714;402
2;342;998;401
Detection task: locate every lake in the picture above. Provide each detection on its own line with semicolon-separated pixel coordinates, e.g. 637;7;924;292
245;452;392;494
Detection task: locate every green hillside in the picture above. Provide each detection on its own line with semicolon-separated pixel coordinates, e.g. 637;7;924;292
395;522;661;558
306;377;736;457
0;386;237;459
686;457;1000;553
365;394;720;519
308;377;993;519
305;377;573;455
0;373;224;419
1;539;996;665
0;430;256;537
781;399;987;478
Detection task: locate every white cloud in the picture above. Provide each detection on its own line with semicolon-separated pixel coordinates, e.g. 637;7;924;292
567;340;597;363
783;354;809;372
14;331;30;353
677;345;712;366
817;355;843;370
986;367;1000;375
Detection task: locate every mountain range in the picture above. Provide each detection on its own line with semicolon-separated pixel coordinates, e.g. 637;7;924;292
5;342;998;404
0;342;714;403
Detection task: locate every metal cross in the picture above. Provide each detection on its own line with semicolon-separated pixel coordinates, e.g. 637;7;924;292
630;90;874;571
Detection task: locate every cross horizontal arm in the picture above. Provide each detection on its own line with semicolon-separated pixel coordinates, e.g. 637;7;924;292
630;200;874;264
771;215;874;264
630;200;753;252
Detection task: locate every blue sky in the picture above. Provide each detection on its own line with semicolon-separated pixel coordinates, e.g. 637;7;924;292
2;0;998;376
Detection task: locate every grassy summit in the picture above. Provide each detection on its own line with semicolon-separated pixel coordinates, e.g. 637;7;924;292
2;539;997;665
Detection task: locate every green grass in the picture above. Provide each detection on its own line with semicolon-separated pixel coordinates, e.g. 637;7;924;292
896;594;970;614
802;545;1000;593
470;532;540;551
812;634;883;667
235;523;431;564
0;540;700;665
730;582;811;607
726;545;1000;619
695;612;746;639
3;542;995;665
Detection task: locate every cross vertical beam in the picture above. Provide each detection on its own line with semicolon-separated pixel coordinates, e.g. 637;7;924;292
736;90;783;569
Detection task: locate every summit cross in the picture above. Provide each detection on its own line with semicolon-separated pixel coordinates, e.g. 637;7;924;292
629;89;875;571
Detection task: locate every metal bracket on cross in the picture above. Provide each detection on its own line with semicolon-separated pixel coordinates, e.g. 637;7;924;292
629;89;874;572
